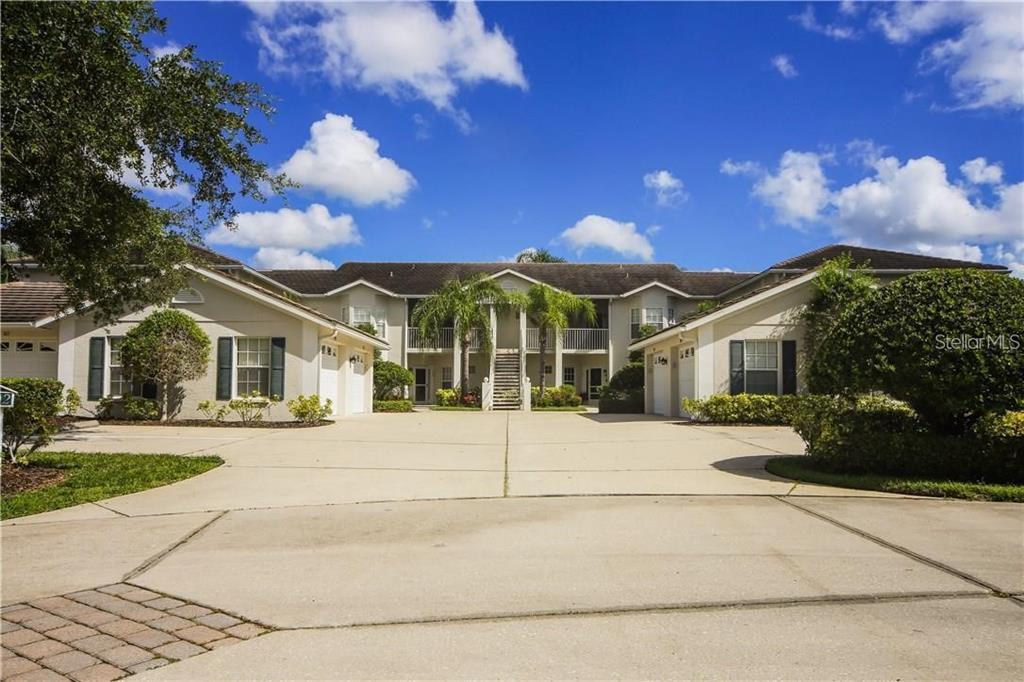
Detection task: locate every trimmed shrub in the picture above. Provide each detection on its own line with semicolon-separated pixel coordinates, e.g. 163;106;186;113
435;388;459;407
63;388;82;417
123;396;160;421
374;360;413;400
229;391;280;423
790;395;1023;483
810;269;1024;433
287;394;333;423
607;363;644;392
1;377;64;462
197;400;228;422
531;385;582;408
374;399;413;413
682;394;802;425
598;390;644;414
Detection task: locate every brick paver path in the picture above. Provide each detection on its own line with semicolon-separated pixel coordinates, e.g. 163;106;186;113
1;584;267;681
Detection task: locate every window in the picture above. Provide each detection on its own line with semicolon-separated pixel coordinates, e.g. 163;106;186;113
441;367;453;389
630;308;641;339
237;337;271;396
645;308;664;331
744;340;779;395
108;337;141;398
667;308;675;325
374;309;387;338
0;342;8;352
563;367;575;386
543;364;552;375
15;342;34;352
352;308;371;325
39;342;57;352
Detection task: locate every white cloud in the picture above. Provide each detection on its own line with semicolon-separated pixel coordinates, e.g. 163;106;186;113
642;170;687;207
208;204;360;252
993;241;1024;278
912;242;983;263
252;247;335;270
771;54;799;78
279;114;415;207
645;224;662;236
710;267;734;273
845;139;887;167
249;1;527;126
839;1;860;17
121;148;192;199
151;42;183;59
422;217;434;230
960;157;1004;185
726;151;832;227
791;5;858;40
559;215;654;261
873;2;1023;110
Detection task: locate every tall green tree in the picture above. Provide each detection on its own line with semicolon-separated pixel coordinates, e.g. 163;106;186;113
522;284;596;391
413;276;513;395
1;2;287;322
516;248;567;263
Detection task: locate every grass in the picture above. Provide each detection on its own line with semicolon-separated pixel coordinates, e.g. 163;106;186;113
766;456;1024;502
1;451;223;519
532;406;588;412
429;406;483;411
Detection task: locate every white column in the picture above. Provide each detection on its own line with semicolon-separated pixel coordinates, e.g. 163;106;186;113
518;311;527;390
607;302;615;378
554;330;563;387
452;331;462;389
696;324;715;399
488;305;497;384
57;317;76;391
401;314;409;399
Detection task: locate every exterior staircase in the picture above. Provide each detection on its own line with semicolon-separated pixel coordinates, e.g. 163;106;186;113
492;352;522;410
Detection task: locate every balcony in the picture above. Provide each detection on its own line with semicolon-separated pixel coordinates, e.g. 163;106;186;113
526;328;608;352
407;327;483;351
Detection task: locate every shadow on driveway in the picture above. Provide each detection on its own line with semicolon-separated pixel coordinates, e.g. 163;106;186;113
711;454;796;483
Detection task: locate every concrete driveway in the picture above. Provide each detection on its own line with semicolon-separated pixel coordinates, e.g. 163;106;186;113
2;413;1022;679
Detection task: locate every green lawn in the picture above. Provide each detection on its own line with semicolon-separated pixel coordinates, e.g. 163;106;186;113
766;456;1024;502
532;406;588;412
1;451;223;519
429;406;483;411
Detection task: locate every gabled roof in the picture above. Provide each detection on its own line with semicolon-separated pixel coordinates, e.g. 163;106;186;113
0;281;69;323
262;262;755;297
769;244;1008;271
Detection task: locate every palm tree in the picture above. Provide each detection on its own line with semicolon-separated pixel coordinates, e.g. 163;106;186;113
413;275;514;396
515;248;567;263
523;283;596;392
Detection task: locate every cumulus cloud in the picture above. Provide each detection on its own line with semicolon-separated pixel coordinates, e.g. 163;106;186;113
710;267;735;273
252;247;336;270
151;42;183;59
771;54;799;78
208;204;360;253
643;170;687;207
559;215;654;261
279;114;415;207
248;1;527;127
722;151;832;227
791;5;858;40
960;157;1004;185
121;147;192;199
993;241;1024;278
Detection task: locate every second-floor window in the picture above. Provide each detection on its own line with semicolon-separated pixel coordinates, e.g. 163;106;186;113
632;307;669;338
352;308;387;338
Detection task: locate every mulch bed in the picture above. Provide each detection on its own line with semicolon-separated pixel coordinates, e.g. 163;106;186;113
98;419;331;428
1;461;68;495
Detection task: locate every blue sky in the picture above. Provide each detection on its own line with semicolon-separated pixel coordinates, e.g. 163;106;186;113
148;1;1023;274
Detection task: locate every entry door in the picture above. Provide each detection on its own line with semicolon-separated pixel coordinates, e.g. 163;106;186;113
586;368;603;400
318;345;339;416
348;352;366;413
414;367;431;403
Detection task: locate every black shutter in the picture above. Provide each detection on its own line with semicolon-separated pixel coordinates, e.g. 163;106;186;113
782;340;797;395
87;338;105;400
270;337;286;398
216;337;233;400
729;341;745;395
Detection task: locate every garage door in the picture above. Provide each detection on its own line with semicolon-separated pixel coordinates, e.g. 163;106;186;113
678;345;696;404
347;352;367;414
652;353;669;416
1;340;59;379
318;345;340;416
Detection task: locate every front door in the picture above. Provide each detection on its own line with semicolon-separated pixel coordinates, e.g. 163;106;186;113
414;367;431;403
587;367;604;400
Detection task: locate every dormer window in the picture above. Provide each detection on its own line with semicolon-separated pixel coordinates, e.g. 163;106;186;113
171;287;204;304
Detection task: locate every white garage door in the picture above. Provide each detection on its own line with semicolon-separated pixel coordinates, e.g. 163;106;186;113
652;353;669;416
318;345;340;416
1;340;59;379
678;345;696;404
347;352;367;414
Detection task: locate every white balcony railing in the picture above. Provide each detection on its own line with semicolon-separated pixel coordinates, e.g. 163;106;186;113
563;328;608;351
525;328;608;351
407;327;483;350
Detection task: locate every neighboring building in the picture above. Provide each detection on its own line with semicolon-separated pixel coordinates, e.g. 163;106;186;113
0;243;1007;417
628;245;1009;417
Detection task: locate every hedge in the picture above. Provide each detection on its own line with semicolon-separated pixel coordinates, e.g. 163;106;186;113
1;377;65;461
374;400;413;413
790;394;1023;483
532;385;582;408
598;390;644;414
682;394;802;425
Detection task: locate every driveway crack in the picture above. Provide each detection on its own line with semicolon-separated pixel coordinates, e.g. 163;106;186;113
122;510;229;581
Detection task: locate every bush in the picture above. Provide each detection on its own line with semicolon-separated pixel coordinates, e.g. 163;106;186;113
810;269;1024;433
122;396;159;421
287;394;332;423
64;388;82;417
607;363;644;392
598;390;644;414
531;385;582;408
1;378;64;462
682;394;802;425
791;395;1023;483
374;399;413;413
435;388;459;407
229;391;280;424
197;400;228;422
460;388;481;407
374;360;413;400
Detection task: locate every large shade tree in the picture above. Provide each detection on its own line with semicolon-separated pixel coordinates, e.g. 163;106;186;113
413;276;515;395
1;2;287;322
521;284;596;391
